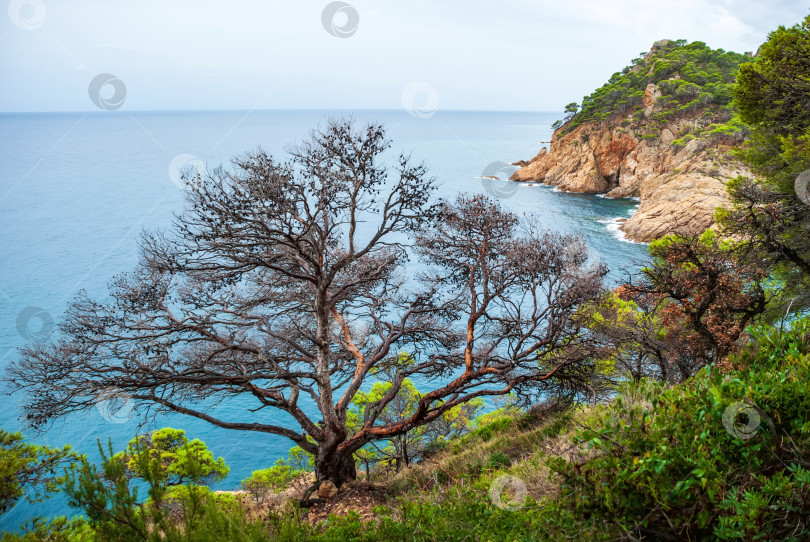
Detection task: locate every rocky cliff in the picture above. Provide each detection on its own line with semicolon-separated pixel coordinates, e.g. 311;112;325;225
512;40;752;243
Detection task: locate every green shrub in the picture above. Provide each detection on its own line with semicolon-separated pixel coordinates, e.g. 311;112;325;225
0;517;92;542
486;452;511;470
267;488;551;542
241;461;300;502
57;430;268;542
543;318;810;540
118;427;229;487
671;133;696;148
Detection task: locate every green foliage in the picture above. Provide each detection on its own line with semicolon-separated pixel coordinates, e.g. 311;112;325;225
262;488;552;542
736;16;810;139
733;16;810;192
0;517;92;542
671;132;695;148
731;15;810;195
704;114;749;140
560;40;750;133
485;452;510;470
350;376;483;473
118;428;229;487
58;431;264;542
720;15;810;315
543;318;810;539
241;463;298;502
240;447;312;502
452;411;516;451
0;430;75;514
263;320;810;541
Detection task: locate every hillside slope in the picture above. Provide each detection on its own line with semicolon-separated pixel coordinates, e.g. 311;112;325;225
513;40;753;242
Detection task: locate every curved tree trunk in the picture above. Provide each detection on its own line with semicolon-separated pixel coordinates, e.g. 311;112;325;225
315;452;357;487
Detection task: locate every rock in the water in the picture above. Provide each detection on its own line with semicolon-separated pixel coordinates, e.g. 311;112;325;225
318;480;339;499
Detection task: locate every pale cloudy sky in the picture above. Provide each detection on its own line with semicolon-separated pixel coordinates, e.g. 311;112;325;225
1;0;807;112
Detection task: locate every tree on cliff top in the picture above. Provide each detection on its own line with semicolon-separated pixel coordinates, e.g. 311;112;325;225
7;120;605;490
555;39;750;134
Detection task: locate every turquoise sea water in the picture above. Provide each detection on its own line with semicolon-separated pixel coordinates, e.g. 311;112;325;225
0;110;648;527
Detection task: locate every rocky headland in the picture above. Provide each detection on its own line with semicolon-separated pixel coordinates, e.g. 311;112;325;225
512;40;753;243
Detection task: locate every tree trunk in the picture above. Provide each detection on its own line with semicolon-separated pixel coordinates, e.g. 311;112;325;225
315;452;357;487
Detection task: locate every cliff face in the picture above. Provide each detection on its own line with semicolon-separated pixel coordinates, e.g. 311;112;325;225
512;41;752;243
512;115;749;243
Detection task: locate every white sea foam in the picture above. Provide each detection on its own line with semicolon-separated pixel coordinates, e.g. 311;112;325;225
596;193;641;202
599;217;647;244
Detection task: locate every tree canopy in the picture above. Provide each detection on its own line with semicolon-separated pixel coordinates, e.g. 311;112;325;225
722;15;810;313
558;39;751;133
0;429;75;514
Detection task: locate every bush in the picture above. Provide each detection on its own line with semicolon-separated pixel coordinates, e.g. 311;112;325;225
241;461;301;502
57;430;268;542
266;488;550;542
486;452;511;470
0;517;92;542
671;133;696;148
543;318;810;540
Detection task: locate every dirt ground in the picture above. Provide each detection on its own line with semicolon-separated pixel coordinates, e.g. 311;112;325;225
303;482;389;524
223;478;391;527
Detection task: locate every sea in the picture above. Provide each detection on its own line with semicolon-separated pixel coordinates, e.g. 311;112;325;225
0;110;648;528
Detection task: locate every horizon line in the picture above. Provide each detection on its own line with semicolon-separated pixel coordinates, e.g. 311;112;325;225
0;108;562;115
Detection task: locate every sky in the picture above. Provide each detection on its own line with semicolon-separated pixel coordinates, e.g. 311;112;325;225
0;0;807;113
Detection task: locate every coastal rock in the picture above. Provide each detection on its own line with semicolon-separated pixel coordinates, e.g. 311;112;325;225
318;480;339;499
511;118;750;243
621;174;729;242
643;83;662;107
